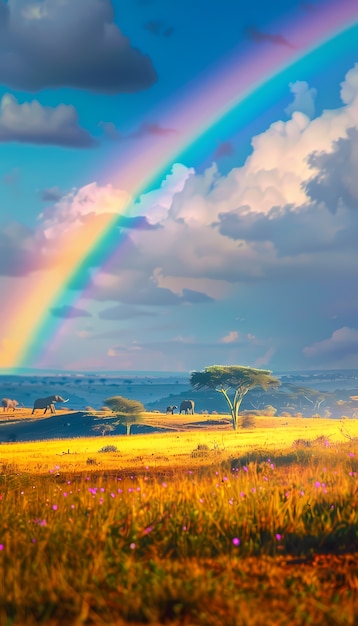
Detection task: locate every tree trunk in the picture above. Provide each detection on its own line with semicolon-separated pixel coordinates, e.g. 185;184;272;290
126;423;131;436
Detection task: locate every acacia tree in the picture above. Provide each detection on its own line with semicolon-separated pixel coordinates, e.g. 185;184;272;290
282;384;333;414
190;365;280;430
103;396;145;435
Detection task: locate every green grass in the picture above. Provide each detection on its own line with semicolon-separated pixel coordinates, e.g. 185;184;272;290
0;439;357;625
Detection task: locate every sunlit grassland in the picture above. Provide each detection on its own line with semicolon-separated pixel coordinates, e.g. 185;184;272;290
1;413;358;474
0;416;357;625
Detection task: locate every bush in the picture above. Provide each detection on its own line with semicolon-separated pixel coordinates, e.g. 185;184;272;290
191;444;210;458
98;445;118;453
292;439;311;448
240;414;256;429
86;457;97;465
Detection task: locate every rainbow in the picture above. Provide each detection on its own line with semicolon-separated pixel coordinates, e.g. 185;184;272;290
2;0;358;370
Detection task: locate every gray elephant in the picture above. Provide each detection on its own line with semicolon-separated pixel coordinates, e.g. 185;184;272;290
32;395;69;415
166;405;178;414
179;400;195;414
1;398;19;412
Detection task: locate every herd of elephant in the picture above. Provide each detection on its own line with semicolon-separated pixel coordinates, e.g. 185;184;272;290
166;400;195;415
1;396;194;416
1;395;69;414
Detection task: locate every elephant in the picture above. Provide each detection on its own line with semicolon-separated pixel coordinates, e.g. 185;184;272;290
1;398;19;412
179;400;195;415
32;395;69;415
166;405;178;414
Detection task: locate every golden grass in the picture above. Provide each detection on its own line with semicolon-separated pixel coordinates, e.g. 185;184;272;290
0;412;357;474
0;415;357;625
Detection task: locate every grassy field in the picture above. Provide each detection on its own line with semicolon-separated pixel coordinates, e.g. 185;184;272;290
0;415;357;625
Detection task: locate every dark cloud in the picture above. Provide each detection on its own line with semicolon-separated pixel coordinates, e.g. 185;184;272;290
144;20;174;37
163;26;175;37
181;288;214;303
119;286;182;306
51;305;92;318
304;128;358;213
129;122;177;139
215;198;358;260
98;305;156;320
246;26;296;49
0;95;96;147
99;122;122;141
100;121;176;141
0;222;49;276
144;20;163;35
40;186;64;202
214;141;234;160
0;0;157;93
214;204;331;256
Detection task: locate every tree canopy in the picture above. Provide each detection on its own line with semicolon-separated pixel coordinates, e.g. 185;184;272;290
190;365;280;430
103;396;145;435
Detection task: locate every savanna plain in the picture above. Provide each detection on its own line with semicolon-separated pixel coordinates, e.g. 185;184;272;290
0;409;357;626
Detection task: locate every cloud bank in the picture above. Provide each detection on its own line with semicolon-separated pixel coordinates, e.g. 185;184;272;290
0;0;157;93
2;63;358;369
0;94;96;147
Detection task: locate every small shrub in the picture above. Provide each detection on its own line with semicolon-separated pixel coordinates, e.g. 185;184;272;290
240;414;256;429
313;435;331;446
292;439;311;448
86;457;97;465
263;405;277;416
99;445;118;453
191;444;210;458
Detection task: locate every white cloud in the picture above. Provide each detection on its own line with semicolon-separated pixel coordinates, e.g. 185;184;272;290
285;80;317;119
220;331;239;344
253;346;276;367
340;62;358;104
135;163;194;224
303;327;358;359
303;326;358;367
39;182;132;240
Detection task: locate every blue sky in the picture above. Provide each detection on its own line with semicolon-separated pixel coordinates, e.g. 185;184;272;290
0;0;358;373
